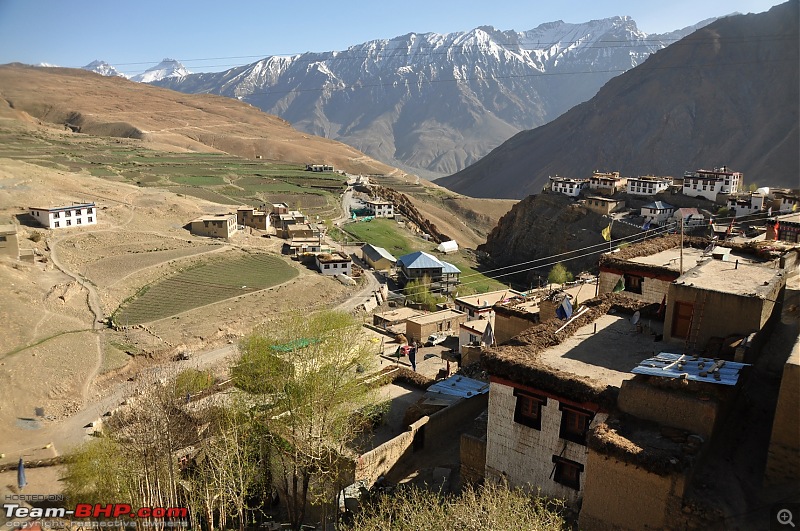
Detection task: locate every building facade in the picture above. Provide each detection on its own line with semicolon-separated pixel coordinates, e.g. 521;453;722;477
315;251;352;276
404;309;467;344
584;196;625;216
549;177;589;197
588;172;627;196
726;194;766;218
626;176;672;196
641;201;675;225
237;206;271;230
682;167;741;200
29;203;97;229
365;199;394;218
0;224;19;258
190;214;238;239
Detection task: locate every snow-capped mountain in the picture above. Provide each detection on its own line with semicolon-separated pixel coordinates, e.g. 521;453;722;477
132;58;190;83
82;60;127;78
151;17;713;177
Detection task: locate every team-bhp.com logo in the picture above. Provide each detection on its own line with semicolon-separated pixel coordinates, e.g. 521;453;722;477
4;503;188;519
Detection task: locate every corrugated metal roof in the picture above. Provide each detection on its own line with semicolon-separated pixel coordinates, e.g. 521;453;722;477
441;261;461;274
362;244;396;263
643;201;675;210
631;352;748;386
426;375;490;398
397;251;444;270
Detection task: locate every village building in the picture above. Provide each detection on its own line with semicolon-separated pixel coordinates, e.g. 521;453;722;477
395;251;460;293
770;190;800;214
767;212;800;243
583;196;625;216
286;223;321;240
274;210;307;238
663;258;785;354
726;193;766;218
315;251;352;277
672;207;706;228
286;237;329;256
0;224;19;258
480;292;756;529
640;201;675;225
587;171;627;196
365;198;394;218
682;167;742;200
549;176;589;197
373;307;423;332
626;176;672;196
404;308;467;344
189;214;238;239
454;289;520;320
236;206;271;230
361;244;396;271
305;163;334;172
764;344;800;486
29;203;97;229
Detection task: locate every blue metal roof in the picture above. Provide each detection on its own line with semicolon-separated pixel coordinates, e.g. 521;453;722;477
441;261;461;274
397;251;444;270
631;352;748;386
643;201;675;210
427;375;490;398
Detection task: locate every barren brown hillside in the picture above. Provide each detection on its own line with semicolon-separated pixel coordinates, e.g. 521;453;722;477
0;63;399;176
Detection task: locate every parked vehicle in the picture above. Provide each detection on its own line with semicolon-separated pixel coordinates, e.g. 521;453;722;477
425;333;447;347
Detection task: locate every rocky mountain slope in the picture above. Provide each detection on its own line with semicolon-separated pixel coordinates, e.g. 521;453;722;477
439;1;799;198
82;60;126;78
149;17;710;179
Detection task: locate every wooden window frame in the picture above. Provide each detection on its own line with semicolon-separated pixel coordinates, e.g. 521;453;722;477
559;404;593;445
513;389;546;430
552;455;584;490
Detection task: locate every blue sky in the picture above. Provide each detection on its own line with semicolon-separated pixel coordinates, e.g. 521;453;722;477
0;0;784;77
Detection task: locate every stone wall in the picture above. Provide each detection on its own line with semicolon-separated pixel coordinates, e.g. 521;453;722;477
494;310;539;344
765;348;800;486
460;433;487;486
579;450;686;530
484;381;607;507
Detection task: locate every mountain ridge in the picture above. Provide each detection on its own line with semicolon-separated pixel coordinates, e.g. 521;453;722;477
147;16;713;178
438;2;800;198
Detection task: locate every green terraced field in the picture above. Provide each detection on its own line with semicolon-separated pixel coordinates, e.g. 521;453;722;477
113;253;298;325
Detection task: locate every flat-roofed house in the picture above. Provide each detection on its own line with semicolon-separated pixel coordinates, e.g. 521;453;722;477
626;176;672;196
726;193;766;218
682;167;741;200
0;224;19;258
237;206;270;230
190;214;238;239
767;212;800;243
588;171;627;196
549;177;588;197
29;203;97;229
454;289;520;321
315;251;352;277
361;244;396;271
584;196;625;216
365;198;394;218
404;308;467;344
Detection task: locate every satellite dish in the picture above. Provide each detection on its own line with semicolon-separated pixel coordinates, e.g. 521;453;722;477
631;311;641;325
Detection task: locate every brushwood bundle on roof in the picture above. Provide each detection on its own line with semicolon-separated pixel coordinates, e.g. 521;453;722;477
482;293;653;408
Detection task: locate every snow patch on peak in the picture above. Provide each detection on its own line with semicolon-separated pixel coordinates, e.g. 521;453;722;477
133;58;191;83
82;60;127;78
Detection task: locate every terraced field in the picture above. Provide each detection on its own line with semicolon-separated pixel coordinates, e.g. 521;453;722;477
113;252;298;325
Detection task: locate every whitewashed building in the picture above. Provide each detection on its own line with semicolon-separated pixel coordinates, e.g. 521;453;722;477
641;201;675;225
549;177;589;197
315;251;352;276
29;203;97;229
626;176;672;196
682;167;741;200
588;172;627;196
365;198;394;218
727;194;766;218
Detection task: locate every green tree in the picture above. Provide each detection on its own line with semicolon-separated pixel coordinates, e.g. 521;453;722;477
233;310;377;530
404;275;444;311
351;482;566;530
547;263;573;286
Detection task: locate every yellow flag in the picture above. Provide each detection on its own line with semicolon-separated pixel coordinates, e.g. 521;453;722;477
793;202;798;212
601;224;612;242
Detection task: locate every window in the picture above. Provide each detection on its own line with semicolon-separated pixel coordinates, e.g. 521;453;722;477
559;404;593;444
324;264;330;269
66;220;71;226
552;456;583;490
65;210;71;217
88;217;93;223
77;218;82;225
0;235;6;242
623;274;643;295
54;221;60;228
513;389;546;430
53;211;58;218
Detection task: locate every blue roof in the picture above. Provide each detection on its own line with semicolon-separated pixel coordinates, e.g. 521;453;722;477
643;201;674;210
631;352;748;386
397;251;444;270
427;375;490;398
441;261;461;274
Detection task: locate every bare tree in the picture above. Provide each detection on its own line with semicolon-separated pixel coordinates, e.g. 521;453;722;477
233;310;377;530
